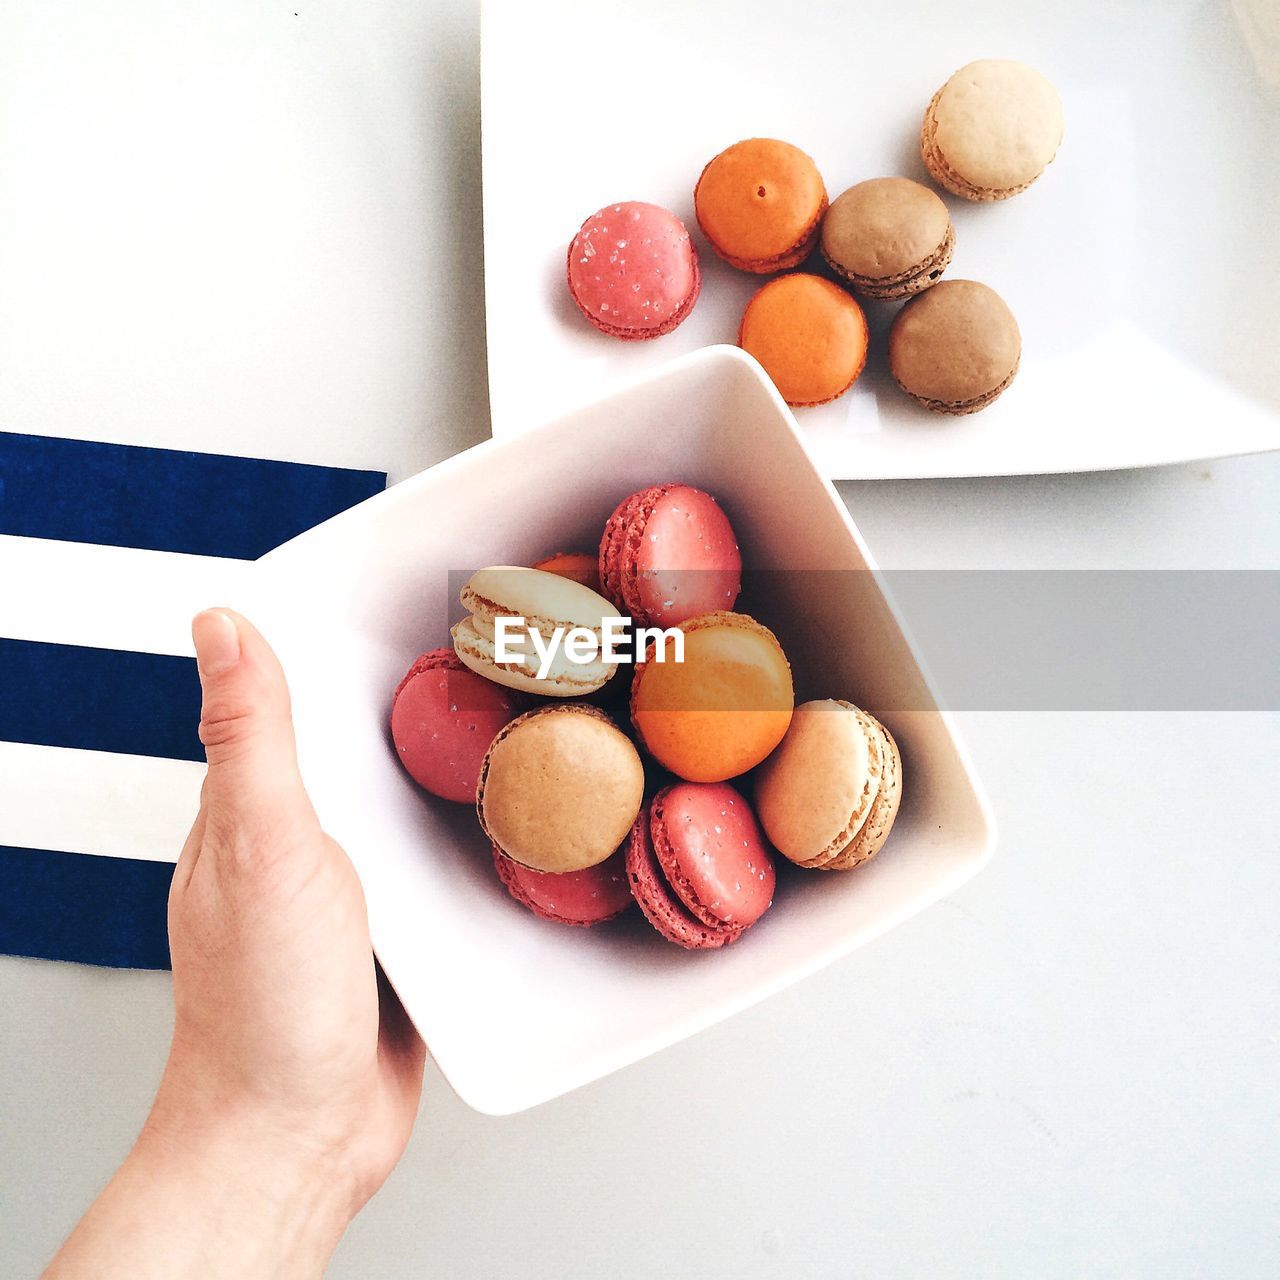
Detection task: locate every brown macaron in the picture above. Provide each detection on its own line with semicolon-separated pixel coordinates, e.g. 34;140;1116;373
754;699;903;872
888;279;1021;414
821;178;955;300
477;704;644;874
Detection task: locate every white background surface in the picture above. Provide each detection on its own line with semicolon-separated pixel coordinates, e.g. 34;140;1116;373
2;1;1278;1276
482;0;1280;478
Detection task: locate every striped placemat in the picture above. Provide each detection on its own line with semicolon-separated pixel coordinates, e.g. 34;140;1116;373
0;431;385;968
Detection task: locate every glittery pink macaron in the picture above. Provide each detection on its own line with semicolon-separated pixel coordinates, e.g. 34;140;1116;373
566;201;701;340
599;482;742;628
626;781;776;950
391;648;524;803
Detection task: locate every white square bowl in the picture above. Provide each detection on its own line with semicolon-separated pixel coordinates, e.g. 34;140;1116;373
236;345;995;1114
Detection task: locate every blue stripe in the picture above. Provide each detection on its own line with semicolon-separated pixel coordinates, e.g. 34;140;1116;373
0;431;384;559
0;846;173;970
0;638;203;761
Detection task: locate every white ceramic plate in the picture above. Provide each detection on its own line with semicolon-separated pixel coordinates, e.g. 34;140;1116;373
234;346;994;1114
480;0;1280;479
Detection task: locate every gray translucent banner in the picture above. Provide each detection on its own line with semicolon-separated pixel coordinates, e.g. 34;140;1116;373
437;569;1280;712
876;570;1280;711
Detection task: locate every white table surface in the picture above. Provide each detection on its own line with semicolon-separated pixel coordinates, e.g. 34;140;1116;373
2;3;1278;1276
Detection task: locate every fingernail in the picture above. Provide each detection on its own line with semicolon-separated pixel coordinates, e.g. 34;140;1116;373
192;610;241;676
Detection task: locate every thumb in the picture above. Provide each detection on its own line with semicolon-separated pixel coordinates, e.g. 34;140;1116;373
191;609;315;833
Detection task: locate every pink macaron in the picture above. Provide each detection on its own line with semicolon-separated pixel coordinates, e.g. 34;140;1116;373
598;483;742;628
391;648;524;803
567;202;701;340
626;781;776;950
492;846;633;927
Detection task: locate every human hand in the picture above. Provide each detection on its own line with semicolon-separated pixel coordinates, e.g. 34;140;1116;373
46;610;425;1279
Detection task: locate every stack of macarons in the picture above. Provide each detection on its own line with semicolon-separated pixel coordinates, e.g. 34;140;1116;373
390;481;903;951
564;58;1062;417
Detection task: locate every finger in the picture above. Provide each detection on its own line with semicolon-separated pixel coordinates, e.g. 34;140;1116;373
191;608;316;836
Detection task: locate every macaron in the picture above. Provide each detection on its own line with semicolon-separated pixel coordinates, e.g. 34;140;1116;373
754;699;902;871
694;138;827;273
738;273;869;407
477;704;644;874
598;484;742;628
492;845;633;927
533;551;602;595
920;60;1064;202
390;648;524;803
821;177;955;300
888;279;1021;414
567;201;701;339
630;611;793;783
626;783;775;950
452;566;623;696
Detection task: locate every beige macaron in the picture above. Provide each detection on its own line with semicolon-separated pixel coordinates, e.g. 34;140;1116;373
452;565;623;696
477;704;644;873
754;699;902;871
821;178;955;300
888;279;1021;414
921;59;1064;201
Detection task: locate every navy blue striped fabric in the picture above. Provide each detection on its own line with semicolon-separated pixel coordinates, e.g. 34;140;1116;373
0;431;384;559
1;432;386;969
0;639;203;761
0;846;174;970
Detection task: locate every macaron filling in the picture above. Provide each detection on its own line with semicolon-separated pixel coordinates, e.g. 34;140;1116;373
455;609;613;689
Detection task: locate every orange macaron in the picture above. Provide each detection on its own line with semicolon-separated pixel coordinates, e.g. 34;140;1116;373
738;273;869;407
630;612;794;783
694;138;827;273
532;550;602;595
